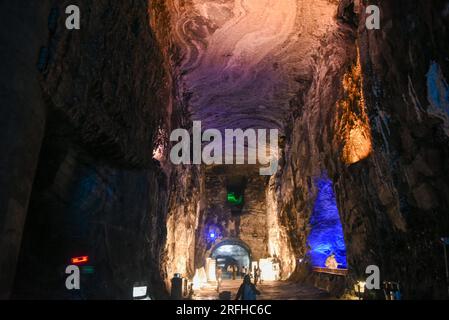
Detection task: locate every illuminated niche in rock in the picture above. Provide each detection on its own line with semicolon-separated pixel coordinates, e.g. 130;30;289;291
337;48;372;165
307;176;347;269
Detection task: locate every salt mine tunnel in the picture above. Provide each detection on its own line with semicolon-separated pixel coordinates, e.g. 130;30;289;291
1;0;449;301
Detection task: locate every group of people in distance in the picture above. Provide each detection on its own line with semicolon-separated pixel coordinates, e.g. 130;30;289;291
216;265;262;300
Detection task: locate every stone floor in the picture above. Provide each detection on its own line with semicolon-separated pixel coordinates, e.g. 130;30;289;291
192;279;331;300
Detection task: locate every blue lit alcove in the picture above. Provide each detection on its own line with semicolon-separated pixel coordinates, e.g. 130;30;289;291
307;175;347;268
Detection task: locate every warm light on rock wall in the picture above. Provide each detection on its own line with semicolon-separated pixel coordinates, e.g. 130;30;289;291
337;49;372;165
266;176;296;279
164;187;200;288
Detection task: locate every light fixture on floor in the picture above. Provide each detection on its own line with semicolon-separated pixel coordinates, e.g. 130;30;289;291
354;281;366;300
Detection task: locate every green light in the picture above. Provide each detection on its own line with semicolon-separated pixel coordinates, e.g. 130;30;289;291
227;192;243;205
81;266;95;274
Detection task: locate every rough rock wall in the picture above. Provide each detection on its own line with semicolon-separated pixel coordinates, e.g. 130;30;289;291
239;175;270;260
194;171;269;263
351;0;449;298
162;164;203;286
41;0;170;167
188;168;299;281
275;2;357;269
266;175;297;279
14;120;169;299
0;0;53;300
150;0;205;288
12;0;173;299
278;0;449;298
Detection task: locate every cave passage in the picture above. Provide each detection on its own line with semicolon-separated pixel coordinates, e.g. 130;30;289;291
2;0;449;302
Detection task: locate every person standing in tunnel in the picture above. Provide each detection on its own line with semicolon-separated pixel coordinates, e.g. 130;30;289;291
216;267;223;292
232;265;237;280
254;266;261;285
235;275;261;300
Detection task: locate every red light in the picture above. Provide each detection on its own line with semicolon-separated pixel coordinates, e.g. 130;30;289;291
71;256;89;265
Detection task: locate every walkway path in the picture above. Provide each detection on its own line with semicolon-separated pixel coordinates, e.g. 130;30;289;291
193;279;331;300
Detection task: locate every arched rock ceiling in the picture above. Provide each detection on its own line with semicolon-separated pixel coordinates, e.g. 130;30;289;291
168;0;339;133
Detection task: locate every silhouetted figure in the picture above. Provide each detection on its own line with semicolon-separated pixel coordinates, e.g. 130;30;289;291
216;268;223;292
254;266;261;285
235;275;260;300
187;283;194;299
232;265;236;280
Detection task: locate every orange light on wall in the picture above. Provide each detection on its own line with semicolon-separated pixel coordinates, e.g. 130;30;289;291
336;47;373;165
71;256;89;265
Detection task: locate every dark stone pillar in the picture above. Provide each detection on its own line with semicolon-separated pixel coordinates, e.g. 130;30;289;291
0;1;51;298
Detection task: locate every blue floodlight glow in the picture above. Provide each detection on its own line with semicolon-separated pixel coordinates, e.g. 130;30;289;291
307;175;347;268
210;233;215;239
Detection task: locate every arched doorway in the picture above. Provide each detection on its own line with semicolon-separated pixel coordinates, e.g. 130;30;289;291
210;239;251;279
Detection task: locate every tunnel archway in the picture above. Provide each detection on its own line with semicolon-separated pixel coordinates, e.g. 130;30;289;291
210;239;252;274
